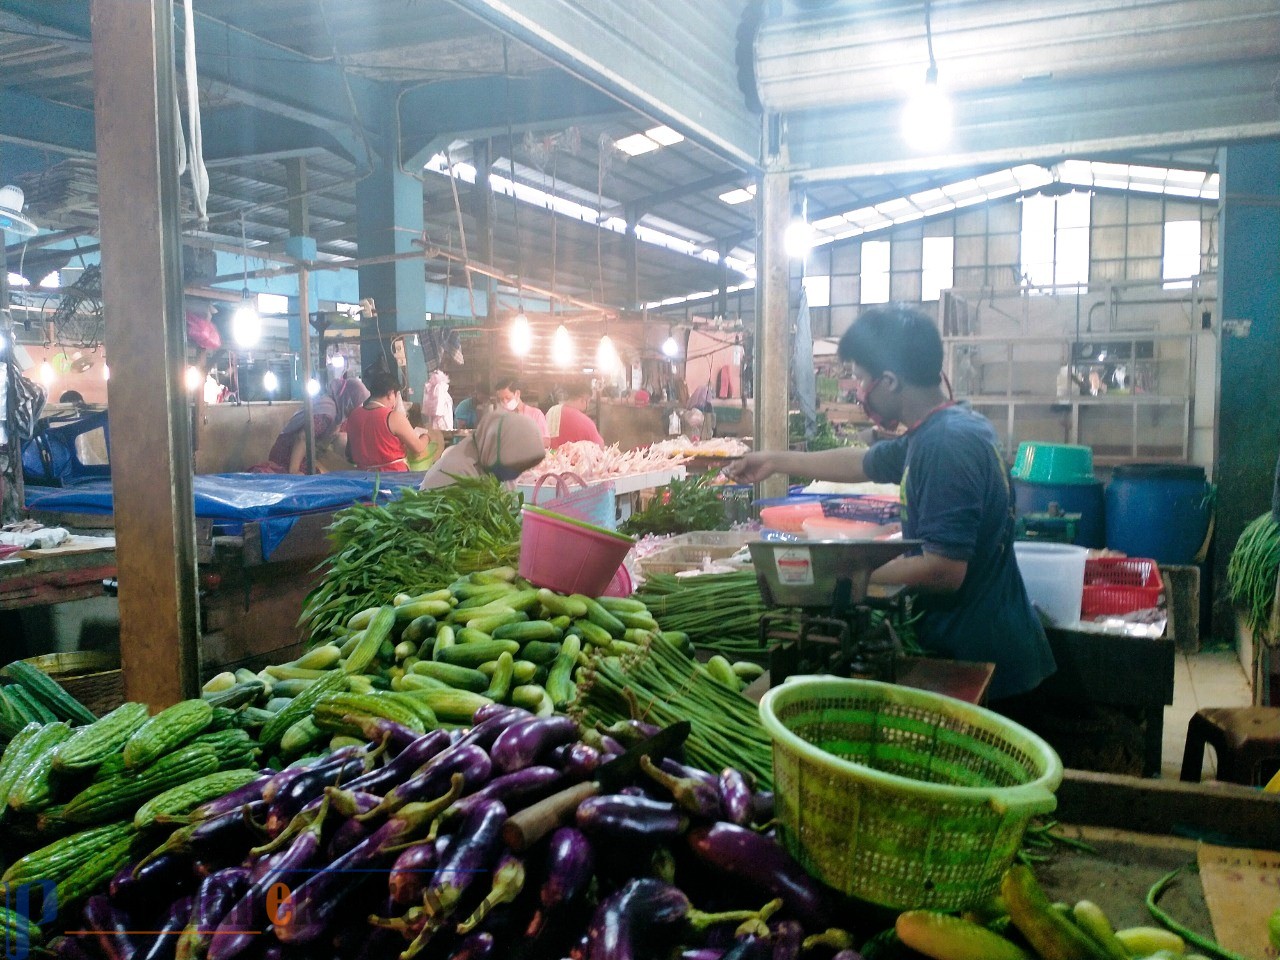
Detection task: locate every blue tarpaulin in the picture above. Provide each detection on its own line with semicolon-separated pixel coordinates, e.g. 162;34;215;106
25;472;424;560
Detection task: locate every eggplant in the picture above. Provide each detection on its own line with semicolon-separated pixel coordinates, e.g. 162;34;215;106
490;716;579;773
323;791;385;859
576;795;687;843
274;784;462;945
387;841;440;907
640;756;720;819
454;710;529;752
597;719;660;745
680;952;726;960
111;853;194;914
181;772;274;823
342;729;452;796
422;800;508;920
473;702;528;724
174;867;250;960
264;756;368;835
750;792;774;825
599;735;625;756
349;716;426;752
721;936;772;960
455;852;525;934
261;748;362;803
53;936;99;960
769;921;803;960
686;824;829;928
366;744;492;818
209;800;331;960
550;742;601;780
139;896;194;960
445;766;562;821
659;759;718;790
830;952;861;960
83;895;138;960
525;826;594;939
584;879;690;960
447;932;495;959
138;804;265;871
717;770;753;827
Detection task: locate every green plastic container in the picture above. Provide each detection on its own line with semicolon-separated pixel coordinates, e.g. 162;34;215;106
1011;442;1095;485
758;677;1062;911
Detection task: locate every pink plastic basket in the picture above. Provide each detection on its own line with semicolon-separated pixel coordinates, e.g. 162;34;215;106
519;504;635;597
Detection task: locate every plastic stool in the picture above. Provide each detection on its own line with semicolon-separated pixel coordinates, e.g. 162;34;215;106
1179;707;1280;786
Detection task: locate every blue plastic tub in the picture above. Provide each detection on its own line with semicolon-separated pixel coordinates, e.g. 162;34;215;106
1013;479;1106;548
1105;464;1212;564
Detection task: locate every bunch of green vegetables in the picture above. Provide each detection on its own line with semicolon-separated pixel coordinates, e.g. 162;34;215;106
620;473;730;537
1227;512;1280;634
298;477;522;642
636;572;771;659
789;411;844;452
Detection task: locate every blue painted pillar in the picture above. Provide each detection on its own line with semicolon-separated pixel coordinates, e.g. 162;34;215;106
1214;141;1280;635
355;145;427;402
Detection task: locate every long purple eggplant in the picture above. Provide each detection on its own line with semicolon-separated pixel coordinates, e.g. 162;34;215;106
324;790;385;858
54;936;99;960
830;952;861;960
717;769;753;826
490;716;579;773
445;766;562;822
750;792;774;825
209;800;332;960
473;702;528;725
273;781;463;945
720;936;771;960
525;826;594;939
659;759;718;789
550;742;601;780
686;824;829;928
387;840;440;907
175;772;274;823
264;755;368;834
138;804;265;871
363;744;492;819
453;710;529;752
341;729;451;796
769;920;803;960
83;895;138;960
584;878;766;960
350;716;425;752
597;719;661;745
447;932;495;959
261;748;363;803
680;951;726;960
455;852;525;934
576;795;687;842
640;756;720;818
138;896;194;960
174;868;249;960
111;853;194;913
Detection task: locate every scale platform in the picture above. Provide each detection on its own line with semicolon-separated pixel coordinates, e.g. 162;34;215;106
747;538;921;611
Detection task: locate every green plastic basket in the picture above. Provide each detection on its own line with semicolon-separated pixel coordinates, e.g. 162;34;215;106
758;678;1062;911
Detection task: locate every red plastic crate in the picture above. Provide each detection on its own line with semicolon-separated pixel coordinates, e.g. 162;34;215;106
1080;557;1164;617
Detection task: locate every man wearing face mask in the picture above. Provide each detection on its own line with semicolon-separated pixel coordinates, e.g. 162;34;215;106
726;304;1055;709
493;378;549;446
419;411;546;490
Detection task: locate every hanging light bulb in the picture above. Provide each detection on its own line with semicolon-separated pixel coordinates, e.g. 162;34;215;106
552;324;574;368
596;334;620;374
38;361;55;387
661;331;680;358
231;290;261;348
306;378;322;397
328;352;346;373
102;362;110;381
184;365;202;391
262;370;279;394
784;219;814;259
509;313;532;357
901;64;952;152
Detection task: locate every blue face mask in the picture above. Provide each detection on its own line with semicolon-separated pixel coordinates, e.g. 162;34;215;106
490;463;522;483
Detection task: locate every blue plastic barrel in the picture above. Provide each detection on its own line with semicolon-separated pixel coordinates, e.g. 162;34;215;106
1105;464;1212;564
1013;479;1106;548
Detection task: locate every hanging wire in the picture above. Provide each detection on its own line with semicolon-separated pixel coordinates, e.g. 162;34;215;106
502;39;525;312
239;212;250;290
924;0;938;77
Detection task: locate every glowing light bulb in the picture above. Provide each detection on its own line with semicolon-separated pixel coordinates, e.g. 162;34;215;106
596;335;620;373
784;219;813;259
328;353;346;372
262;370;279;393
38;361;55;387
184;365;202;391
509;313;532;357
552;324;574;368
901;70;952;152
232;302;261;348
661;335;679;359
306;378;321;397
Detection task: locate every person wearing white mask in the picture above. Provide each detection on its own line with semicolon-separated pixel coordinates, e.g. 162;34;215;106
493;377;548;446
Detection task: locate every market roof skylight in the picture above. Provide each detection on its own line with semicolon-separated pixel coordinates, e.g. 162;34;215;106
613;133;660;156
718;185;756;205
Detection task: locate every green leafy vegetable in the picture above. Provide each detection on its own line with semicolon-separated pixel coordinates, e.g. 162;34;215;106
620;474;730;537
1226;513;1280;634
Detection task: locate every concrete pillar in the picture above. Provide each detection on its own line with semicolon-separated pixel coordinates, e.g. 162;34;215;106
355;146;426;399
1213;141;1280;637
756;167;791;500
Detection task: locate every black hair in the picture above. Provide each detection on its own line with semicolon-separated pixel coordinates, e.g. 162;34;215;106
58;390;85;405
562;378;593;400
837;303;943;387
493;377;521;394
363;366;403;397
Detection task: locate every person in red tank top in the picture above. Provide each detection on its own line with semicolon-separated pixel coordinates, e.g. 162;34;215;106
344;367;428;472
547;379;603;449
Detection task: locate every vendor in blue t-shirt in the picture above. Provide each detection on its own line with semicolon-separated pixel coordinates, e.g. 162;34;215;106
726;304;1056;708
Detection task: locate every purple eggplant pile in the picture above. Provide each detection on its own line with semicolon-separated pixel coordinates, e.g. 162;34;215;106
50;707;859;960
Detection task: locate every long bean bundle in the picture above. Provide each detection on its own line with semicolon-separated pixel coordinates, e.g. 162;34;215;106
299;477;521;642
575;633;775;787
636;572;770;658
1227;513;1280;633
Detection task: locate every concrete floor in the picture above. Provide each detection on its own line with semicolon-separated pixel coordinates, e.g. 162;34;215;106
1160;649;1255;780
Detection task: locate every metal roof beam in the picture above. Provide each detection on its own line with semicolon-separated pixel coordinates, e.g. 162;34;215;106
0;90;95;157
630;171;745;215
200;107;357;167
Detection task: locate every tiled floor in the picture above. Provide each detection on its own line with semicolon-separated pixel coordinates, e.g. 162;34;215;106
1160;649;1254;780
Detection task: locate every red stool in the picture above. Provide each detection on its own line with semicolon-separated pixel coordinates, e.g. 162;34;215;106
1179;707;1280;786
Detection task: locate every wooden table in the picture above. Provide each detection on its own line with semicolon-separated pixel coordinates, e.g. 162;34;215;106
0;544;117;610
742;656;996;706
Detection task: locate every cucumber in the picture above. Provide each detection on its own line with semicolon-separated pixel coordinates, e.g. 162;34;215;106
401;615;437;645
432;624;457;661
466;610;528;634
484;652;515;703
493;620;562;642
395;599;453;622
520;641;562;666
469;566;517;585
295;644;343;670
399;687;493;724
345;606;397;674
408;660;490;693
4;660;97;725
456;627;493;645
574;620;614;648
537;589;588;619
434;639;521;669
597;597;648;614
581;596;626;638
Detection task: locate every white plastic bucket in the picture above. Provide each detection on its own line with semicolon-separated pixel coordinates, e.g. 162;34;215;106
1013;542;1087;626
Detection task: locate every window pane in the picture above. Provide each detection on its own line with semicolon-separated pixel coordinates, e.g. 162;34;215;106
1019;194;1056;287
802;274;831;308
921;236;954;301
860;240;890;304
1163;220;1201;289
